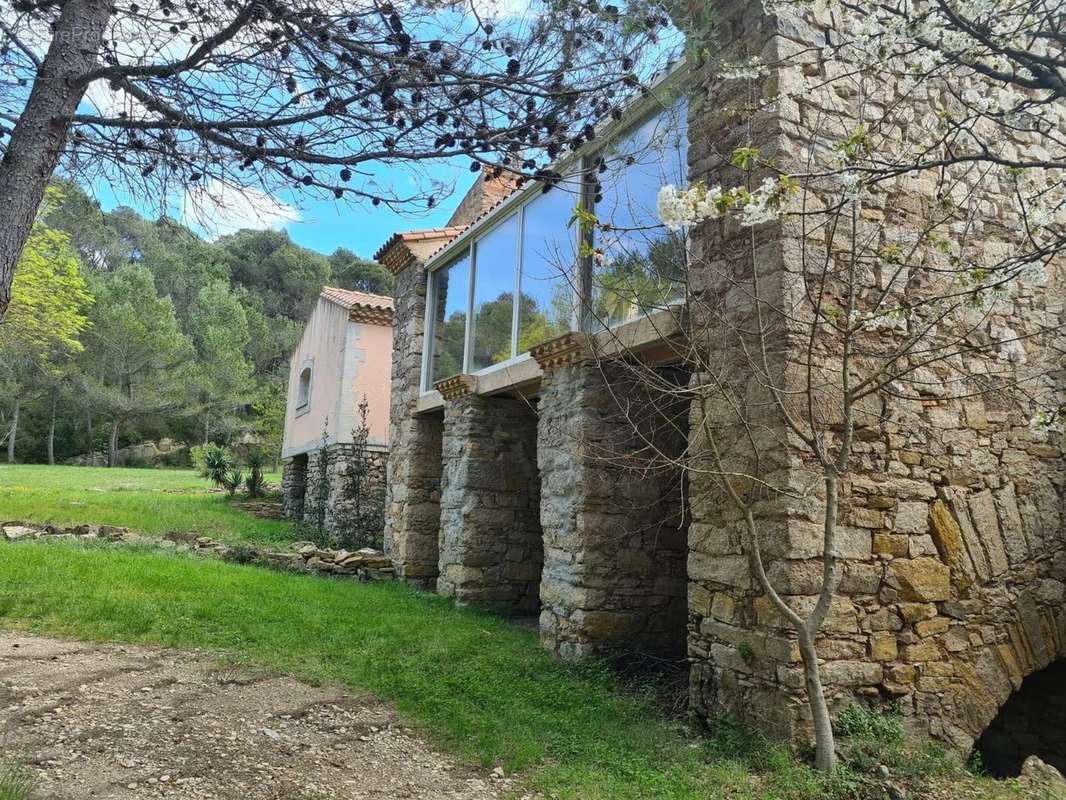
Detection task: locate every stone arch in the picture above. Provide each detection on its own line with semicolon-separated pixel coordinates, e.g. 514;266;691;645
973;657;1066;777
938;589;1066;754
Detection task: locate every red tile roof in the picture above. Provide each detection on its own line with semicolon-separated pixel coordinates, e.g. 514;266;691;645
320;286;394;312
371;227;466;264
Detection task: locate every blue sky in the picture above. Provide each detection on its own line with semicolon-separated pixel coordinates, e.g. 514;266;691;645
92;158;474;259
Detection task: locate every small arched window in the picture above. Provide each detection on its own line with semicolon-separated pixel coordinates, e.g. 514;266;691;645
296;363;312;412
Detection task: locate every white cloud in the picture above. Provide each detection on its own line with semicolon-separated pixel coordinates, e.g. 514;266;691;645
467;0;537;18
181;179;300;239
84;80;150;120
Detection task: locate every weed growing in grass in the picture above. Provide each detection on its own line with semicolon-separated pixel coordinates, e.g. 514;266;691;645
836;703;963;788
0;759;33;800
837;703;904;743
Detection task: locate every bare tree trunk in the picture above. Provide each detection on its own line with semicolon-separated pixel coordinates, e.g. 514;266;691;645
0;0;110;319
6;395;19;464
798;629;836;772
47;386;57;465
108;419;120;468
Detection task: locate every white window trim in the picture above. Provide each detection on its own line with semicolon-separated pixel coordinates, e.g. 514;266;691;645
295;359;314;417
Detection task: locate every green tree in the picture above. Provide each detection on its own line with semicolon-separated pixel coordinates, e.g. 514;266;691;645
0;191;92;463
186;280;257;445
328;248;393;296
105;210;225;317
216;230;332;322
251;382;286;472
42;180;126;273
78;265;193;466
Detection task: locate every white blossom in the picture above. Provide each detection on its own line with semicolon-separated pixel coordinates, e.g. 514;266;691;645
656;185;698;231
737;178;782;227
840;171;862;200
658;178;784;230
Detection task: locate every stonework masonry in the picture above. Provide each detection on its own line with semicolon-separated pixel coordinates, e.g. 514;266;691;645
537;361;689;659
682;0;1066;753
382;240;448;587
378;0;1066;759
282;442;387;548
437;391;542;614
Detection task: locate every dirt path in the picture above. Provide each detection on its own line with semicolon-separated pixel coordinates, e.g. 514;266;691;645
0;632;507;800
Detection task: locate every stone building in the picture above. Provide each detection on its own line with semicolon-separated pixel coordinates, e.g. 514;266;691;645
281;287;393;542
374;0;1066;771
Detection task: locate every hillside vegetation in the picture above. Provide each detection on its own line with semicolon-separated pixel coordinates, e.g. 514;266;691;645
0;181;392;466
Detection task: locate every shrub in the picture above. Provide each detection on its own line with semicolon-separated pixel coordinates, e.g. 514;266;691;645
334;396;385;550
201;445;233;488
244;449;265;498
190;444;208;475
835;703;961;783
836;704;904;744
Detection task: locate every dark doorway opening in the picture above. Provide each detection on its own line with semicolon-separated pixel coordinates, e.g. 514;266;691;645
973;659;1066;777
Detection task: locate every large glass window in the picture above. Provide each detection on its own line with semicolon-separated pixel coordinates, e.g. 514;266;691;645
591;100;688;328
421;93;689;394
428;250;471;386
471;214;519;371
518;183;580;352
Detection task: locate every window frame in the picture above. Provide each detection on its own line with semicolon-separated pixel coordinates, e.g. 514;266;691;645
419;66;689;396
295;359;313;416
583;96;690;330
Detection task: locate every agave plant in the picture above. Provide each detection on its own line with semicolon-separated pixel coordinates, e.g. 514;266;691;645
244;449;265;498
221;466;244;498
202;445;232;489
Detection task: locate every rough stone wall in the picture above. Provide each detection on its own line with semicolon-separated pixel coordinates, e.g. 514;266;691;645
281;454;307;520
683;0;806;738
382;258;444;586
684;0;1066;751
283;443;388;548
538;361;689;660
437;394;543;614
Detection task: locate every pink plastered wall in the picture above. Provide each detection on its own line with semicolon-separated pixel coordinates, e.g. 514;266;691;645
282;296;392;458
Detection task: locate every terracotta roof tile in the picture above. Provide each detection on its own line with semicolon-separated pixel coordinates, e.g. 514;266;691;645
371;227;466;263
320;286;394;313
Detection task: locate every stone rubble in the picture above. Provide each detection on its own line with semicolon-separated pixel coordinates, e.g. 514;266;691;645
0;522;396;582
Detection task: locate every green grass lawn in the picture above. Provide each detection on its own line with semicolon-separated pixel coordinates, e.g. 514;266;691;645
0;464;297;546
0;472;1033;800
0;539;842;800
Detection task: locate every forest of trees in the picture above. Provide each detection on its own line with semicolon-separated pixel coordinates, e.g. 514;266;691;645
0;180;392;466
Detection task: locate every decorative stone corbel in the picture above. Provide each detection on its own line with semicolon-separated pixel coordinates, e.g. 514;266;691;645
434;373;478;400
529;331;595;372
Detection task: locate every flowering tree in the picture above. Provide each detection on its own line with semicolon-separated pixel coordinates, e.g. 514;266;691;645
0;0;680;319
568;0;1066;772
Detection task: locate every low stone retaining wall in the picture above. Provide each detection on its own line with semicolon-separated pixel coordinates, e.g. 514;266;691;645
0;522;396;582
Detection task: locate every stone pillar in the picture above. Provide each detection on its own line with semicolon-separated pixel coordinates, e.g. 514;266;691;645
382;253;444;587
281;455;307;520
435;375;543;614
321;443;389;549
532;335;689;660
